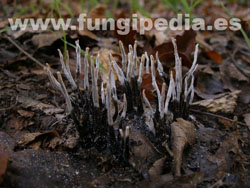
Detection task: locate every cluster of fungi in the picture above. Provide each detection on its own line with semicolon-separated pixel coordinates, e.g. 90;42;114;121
44;38;199;177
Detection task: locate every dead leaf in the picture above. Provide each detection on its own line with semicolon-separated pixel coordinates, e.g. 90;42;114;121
195;67;225;99
193;90;241;113
129;133;161;179
148;157;166;179
141;73;163;100
17;109;34;118
205;50;223;63
218;118;233;130
18;130;60;150
208;132;240;179
17;96;64;115
243;113;250;130
48;137;62;149
0;146;8;184
89;5;107;21
171;118;195;176
153;30;197;70
7;114;25;130
32;32;63;49
140;172;203;188
78;29;98;41
220;62;249;92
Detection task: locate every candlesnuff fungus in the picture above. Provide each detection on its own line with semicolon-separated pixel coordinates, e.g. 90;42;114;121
45;39;199;176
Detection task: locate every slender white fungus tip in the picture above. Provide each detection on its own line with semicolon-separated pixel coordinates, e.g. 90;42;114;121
186;44;199;78
156;51;164;77
121;94;127;118
129;44;133;56
91;58;99;108
188;75;195;104
57;72;73;113
126;52;132;81
58;49;77;89
125;126;130;138
83;47;89;90
151;57;161;103
106;83;113;125
109;66;117;101
189;83;194;105
133;41;137;70
119;129;124;138
45;64;63;93
95;53;100;79
137;55;145;85
113;61;125;85
184;76;189;102
142;89;153;114
145;52;150;74
119;40;127;72
75;40;81;75
164;72;175;114
65;50;71;73
171;38;182;102
108;53;116;64
150;55;155;80
101;82;105;105
160;83;166;119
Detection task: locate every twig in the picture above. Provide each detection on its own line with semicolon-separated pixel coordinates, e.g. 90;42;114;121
190;109;248;127
4;35;45;69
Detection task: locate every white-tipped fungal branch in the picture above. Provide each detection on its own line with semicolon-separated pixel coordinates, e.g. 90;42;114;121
142;89;154;115
121;94;127;118
160;83;166;119
83;47;89;90
171;38;182;102
164;72;176;115
106;83;113;125
113;60;125;86
58;49;77;89
45;64;63;93
101;82;105;105
57;72;73;113
126;52;132;81
119;40;127;73
156;52;164;78
137;54;145;85
91;57;99;108
145;52;150;74
75;40;81;77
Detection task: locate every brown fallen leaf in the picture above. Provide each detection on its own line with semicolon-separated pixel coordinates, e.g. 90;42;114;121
89;5;107;21
78;29;98;41
192;90;241;113
141;73;163;100
129;133;162;179
171;118;195;176
17;96;64;115
243;113;250;130
6;114;26;131
140;172;203;188
208;132;240;179
153;29;197;70
220;62;249;92
17;109;34;118
32;32;63;49
0;146;8;184
114;11;137;49
148;157;166;179
195;67;225;99
205;50;223;63
18;130;60;150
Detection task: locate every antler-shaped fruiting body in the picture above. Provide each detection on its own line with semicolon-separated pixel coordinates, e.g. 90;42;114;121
45;39;199;163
